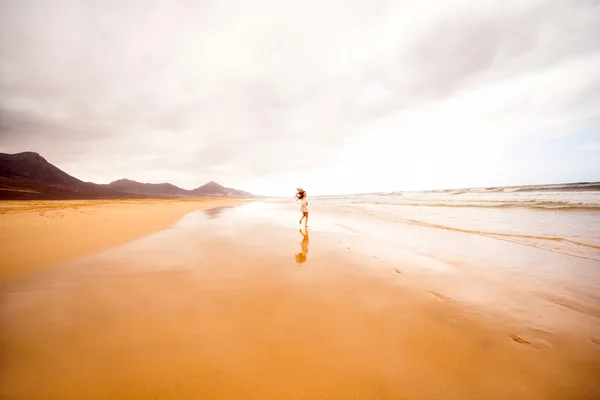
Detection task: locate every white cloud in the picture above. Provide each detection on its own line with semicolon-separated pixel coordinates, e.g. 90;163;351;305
577;143;600;152
1;0;599;194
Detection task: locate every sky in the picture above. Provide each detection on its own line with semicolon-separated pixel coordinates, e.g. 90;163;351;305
1;0;599;196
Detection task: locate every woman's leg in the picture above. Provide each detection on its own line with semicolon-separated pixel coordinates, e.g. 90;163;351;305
299;212;305;224
304;212;308;226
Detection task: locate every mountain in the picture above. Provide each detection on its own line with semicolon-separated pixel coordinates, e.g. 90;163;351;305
0;152;138;200
0;152;254;199
191;181;253;197
103;179;254;198
0;152;85;187
104;179;189;197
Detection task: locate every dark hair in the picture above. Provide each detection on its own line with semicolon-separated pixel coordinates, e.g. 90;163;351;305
296;191;306;199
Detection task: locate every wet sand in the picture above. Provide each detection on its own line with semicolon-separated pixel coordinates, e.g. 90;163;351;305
0;199;245;282
1;203;599;399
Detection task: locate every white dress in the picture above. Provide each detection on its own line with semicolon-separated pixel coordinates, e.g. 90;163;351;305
300;198;309;213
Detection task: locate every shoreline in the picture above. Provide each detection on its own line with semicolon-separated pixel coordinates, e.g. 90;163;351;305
0;198;247;282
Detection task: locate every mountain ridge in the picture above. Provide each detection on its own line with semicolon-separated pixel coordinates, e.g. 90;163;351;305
0;152;254;200
103;177;252;198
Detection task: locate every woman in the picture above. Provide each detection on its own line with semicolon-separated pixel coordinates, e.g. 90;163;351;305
296;187;309;226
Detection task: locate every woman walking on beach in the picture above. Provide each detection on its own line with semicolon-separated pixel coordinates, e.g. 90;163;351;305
296;187;309;226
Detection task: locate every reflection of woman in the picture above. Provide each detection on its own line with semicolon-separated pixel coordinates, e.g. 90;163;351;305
295;228;309;264
296;187;309;227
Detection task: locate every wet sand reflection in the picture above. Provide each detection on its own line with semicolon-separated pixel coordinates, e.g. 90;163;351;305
295;228;309;263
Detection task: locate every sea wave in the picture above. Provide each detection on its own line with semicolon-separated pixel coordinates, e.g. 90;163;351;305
404;219;600;262
348;200;600;210
345;207;600;262
313;184;600;211
429;182;600;194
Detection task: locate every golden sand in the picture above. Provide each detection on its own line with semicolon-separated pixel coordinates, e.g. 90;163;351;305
0;199;245;282
1;201;599;399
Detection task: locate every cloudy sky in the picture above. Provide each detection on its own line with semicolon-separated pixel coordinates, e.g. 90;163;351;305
1;0;599;195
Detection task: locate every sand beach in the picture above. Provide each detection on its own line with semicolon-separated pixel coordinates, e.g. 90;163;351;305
1;200;599;399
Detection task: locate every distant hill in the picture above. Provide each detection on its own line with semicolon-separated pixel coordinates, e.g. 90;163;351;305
191;181;253;198
101;179;254;198
0;152;254;200
104;179;189;197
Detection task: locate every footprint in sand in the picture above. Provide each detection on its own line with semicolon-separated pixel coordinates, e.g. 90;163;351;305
588;336;600;346
430;292;451;302
509;334;531;345
394;268;403;274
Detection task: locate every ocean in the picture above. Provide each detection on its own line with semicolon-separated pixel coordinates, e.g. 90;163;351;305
302;182;600;263
262;183;600;326
314;182;600;209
